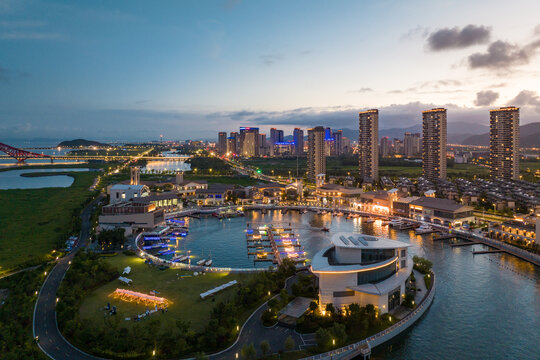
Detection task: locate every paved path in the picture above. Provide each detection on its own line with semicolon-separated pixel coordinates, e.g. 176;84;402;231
210;273;312;359
33;195;105;360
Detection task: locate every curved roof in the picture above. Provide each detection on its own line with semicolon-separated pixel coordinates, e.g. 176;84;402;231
330;232;411;250
311;246;398;273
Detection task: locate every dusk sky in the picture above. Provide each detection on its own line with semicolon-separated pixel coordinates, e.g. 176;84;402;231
1;0;540;141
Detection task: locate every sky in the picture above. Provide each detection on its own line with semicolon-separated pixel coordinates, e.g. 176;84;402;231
1;0;540;141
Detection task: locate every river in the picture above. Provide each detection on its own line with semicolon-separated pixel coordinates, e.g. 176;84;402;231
167;210;539;359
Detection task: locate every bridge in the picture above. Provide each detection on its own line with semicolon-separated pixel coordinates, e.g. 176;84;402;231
0;142;51;163
0;143;190;162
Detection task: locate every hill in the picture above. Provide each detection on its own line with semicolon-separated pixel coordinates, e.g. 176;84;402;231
462;122;540;147
57;139;108;147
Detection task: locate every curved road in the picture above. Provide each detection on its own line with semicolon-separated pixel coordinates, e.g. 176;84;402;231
33;195;105;360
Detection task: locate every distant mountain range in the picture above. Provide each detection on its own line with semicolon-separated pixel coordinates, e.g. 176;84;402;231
337;122;540;147
339;121;490;144
57;139;108;147
461;122;540;147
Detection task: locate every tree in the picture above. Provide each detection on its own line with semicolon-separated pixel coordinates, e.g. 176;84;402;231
315;328;332;350
309;301;318;313
260;340;271;357
284;335;295;351
241;343;257;360
325;303;335;316
195;352;208;360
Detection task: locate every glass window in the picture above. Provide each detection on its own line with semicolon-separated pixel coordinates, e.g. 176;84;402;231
333;290;355;297
357;261;397;285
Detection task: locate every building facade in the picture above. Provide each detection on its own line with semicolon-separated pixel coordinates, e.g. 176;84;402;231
227;132;238;155
489;107;520;180
239;127;259;157
307;126;326;181
217;132;227;155
293;128;304;155
311;233;412;314
358;109;379;182
404;132;421;157
422;108;447;181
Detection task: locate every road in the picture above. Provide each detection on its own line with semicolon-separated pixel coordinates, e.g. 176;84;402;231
33;195;105;360
210;273;315;359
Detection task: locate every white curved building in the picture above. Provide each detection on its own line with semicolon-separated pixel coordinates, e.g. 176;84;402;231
311;233;412;314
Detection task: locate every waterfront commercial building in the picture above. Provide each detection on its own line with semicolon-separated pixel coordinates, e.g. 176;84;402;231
489;107;520;180
358;109;379;182
422;108;447;180
217;132;227;155
311;233;412;314
307;126;326;181
409;196;474;226
293;128;304;155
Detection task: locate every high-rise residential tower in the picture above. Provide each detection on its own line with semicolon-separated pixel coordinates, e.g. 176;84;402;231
227;132;238;155
489;107;520;180
380;136;391;157
358;109;379;182
422;108;447;181
217;132;227;155
307;126;326;181
404;132;421;157
333;130;343;156
293;128;304;155
239;127;259;157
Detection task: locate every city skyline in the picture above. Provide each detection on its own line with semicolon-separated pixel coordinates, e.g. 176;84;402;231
1;0;540;140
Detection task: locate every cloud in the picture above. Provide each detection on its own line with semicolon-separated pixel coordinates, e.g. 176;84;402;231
468;39;540;70
387;79;463;94
474;90;499;106
508;90;540;113
259;54;283;66
0;65;29;83
427;25;490;51
349;87;373;93
0;32;62;40
534;24;540;36
223;0;241;11
401;26;429;41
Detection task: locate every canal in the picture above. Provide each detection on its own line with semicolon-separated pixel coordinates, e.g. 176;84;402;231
173;210;540;359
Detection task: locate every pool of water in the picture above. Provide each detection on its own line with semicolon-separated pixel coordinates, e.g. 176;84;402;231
166;210;540;359
0;168;91;189
142;160;191;173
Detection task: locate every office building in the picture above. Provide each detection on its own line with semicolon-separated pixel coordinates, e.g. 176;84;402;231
217;132;227;155
293;128;304;155
259;133;268;156
422;108;447;181
270;128;284;156
489;107;520;180
358;109;379;182
307;126;326;181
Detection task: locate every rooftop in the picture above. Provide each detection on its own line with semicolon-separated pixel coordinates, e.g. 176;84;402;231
330;232;411;250
410;196;473;212
111;184;147;191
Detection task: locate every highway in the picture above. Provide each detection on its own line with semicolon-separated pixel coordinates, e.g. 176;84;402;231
33;195;105;360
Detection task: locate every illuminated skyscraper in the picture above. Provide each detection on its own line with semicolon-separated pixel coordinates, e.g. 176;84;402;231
307;126;326;181
489;107;520;180
358;109;379;182
422;108;447;181
217;132;227;155
293;128;304;155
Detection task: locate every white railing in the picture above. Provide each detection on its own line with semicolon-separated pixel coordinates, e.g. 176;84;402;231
300;271;436;360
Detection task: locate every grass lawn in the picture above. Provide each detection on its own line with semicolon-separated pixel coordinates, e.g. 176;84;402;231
0;170;97;274
79;254;257;332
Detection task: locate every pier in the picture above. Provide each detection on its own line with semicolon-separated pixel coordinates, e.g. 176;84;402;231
450;241;482;247
246;224;305;265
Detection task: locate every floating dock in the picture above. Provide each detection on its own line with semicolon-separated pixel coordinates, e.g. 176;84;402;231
246;224;306;265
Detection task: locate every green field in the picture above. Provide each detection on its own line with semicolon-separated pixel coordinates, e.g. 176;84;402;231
0;170;97;274
78;255;257;332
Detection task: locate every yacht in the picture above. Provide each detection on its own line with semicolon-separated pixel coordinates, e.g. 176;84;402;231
415;225;434;234
389;219;404;227
197;258;207;266
204;259;213;266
